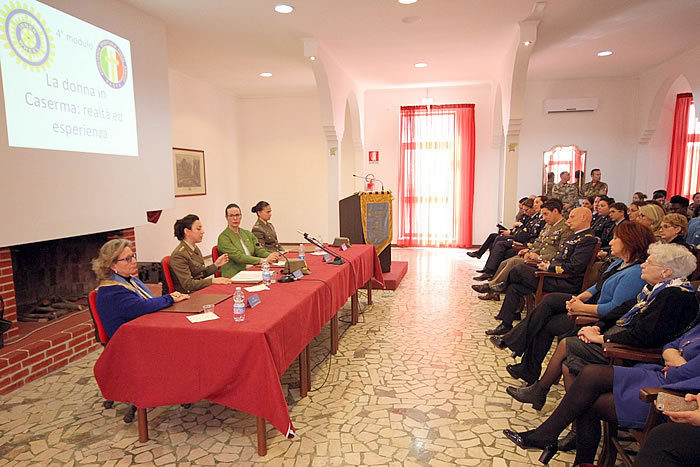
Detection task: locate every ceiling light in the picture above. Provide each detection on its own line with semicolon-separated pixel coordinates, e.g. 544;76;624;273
414;62;428;68
260;72;272;78
524;40;532;47
274;4;294;14
597;50;613;57
309;56;316;61
398;0;418;4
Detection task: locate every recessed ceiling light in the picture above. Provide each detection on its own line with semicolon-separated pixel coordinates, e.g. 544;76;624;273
260;72;272;78
398;0;418;4
524;40;532;47
414;62;428;68
597;50;613;57
274;4;294;14
309;56;316;61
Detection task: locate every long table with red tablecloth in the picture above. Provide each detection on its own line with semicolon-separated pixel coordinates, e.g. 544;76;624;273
93;244;383;453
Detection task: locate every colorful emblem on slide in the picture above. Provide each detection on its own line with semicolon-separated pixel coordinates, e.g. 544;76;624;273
96;39;127;89
0;2;55;71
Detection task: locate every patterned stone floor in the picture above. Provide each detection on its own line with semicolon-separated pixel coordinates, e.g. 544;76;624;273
0;247;600;466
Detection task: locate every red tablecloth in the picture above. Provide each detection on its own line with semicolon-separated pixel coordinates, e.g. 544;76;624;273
94;244;382;436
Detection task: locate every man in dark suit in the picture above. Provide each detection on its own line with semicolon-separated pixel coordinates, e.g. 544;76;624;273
485;207;597;336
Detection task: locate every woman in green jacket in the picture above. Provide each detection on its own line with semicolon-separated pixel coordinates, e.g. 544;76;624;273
218;203;282;277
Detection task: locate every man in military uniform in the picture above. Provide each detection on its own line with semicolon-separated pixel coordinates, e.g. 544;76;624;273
485;207;597;335
580;168;609;198
551;171;580;213
473;199;570;300
474;196;546;281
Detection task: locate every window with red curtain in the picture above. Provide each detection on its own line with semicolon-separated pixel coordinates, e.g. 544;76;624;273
397;104;475;248
667;93;700;197
543;145;586;192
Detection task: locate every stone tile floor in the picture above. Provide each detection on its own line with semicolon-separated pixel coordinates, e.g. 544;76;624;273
0;247;621;466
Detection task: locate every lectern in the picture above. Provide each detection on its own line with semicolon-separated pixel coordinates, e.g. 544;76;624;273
339;192;392;273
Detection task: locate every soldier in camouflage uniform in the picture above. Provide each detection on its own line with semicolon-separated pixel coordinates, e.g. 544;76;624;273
552;171;580;214
580;168;609;198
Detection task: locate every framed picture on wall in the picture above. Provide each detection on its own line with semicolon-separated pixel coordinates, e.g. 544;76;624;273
173;147;207;197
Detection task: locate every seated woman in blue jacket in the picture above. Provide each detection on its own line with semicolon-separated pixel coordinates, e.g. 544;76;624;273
218;203;282;278
92;238;188;338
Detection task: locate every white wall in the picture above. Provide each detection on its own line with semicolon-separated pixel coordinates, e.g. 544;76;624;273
363;84;495;243
517;77;640;202
134;70;239;262
236;94;329;242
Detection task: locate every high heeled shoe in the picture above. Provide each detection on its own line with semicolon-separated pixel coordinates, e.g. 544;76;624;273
502;429;558;464
506;381;549;410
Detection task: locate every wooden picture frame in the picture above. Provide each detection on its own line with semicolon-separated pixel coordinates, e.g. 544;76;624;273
173;147;207;197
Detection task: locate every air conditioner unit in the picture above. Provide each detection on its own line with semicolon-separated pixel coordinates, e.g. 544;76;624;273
544;98;598;114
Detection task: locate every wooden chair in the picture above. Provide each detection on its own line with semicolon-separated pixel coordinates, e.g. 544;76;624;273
526;238;601;313
87;290;138;423
211;246;221;278
161;256;175;294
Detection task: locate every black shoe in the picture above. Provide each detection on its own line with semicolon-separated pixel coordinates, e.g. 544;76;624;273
557;430;576;452
485;323;512;336
473;273;493;281
506;382;549;410
479;292;500;301
471;283;492;293
467;251;482;258
490;282;506;293
503;429;558;464
476;268;487;273
506;364;537;385
489;336;507;350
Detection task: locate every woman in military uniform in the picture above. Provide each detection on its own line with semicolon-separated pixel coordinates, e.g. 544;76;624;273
251;201;284;253
169;214;232;293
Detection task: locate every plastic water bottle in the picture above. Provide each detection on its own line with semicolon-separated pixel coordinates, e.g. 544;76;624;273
298;243;306;261
262;260;271;286
233;287;245;322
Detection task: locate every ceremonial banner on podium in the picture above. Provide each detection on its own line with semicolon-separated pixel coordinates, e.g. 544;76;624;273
359;192;393;255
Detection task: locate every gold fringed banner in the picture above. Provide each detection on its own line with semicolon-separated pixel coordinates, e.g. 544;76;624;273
359;191;393;255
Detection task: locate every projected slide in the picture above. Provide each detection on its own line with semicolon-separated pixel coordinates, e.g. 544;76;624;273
0;0;138;156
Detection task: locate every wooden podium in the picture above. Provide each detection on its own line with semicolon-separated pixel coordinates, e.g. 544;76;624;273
339;192;392;273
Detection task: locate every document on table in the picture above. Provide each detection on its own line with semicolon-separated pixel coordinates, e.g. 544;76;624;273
245;284;270;292
187;312;219;323
231;270;263;282
310;251;327;256
271;260;286;267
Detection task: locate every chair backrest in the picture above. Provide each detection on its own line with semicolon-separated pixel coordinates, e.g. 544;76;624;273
211;246;221;278
87;289;110;345
161;256;175;295
580;238;602;292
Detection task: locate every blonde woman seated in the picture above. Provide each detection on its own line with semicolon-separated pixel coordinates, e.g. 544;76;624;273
93;238;188;338
636;202;665;239
169;214;232;294
659;213;691;248
251;201;284;253
218;203;282;278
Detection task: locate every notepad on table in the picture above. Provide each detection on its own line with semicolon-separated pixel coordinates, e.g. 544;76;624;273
231;270;263;283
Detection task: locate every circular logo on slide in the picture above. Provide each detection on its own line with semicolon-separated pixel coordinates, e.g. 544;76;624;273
0;4;54;71
96;39;128;89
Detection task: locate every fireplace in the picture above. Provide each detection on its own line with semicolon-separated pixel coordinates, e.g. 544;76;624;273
0;228;135;394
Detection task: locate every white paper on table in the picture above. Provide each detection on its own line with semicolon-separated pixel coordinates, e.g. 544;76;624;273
245;284;270;292
271;261;286;267
231;270;264;282
187;312;220;323
310;251;326;256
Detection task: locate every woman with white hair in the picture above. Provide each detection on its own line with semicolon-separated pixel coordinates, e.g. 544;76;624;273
506;243;699;411
93;238;189;338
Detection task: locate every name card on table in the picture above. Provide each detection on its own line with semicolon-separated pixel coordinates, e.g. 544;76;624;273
323;253;332;262
246;294;261;308
340;243;348;251
187;312;219;323
292;269;304;280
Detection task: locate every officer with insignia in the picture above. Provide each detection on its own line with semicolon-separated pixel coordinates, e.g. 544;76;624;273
551;171;580;214
251;201;285;253
486;207;598;335
473;199;570;300
475;196;546;280
169;214;232;294
580;168;609;198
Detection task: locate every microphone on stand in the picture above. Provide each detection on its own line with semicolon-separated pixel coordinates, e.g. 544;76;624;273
297;230;344;265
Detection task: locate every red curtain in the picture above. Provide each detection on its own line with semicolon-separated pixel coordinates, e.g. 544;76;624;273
397;104;475;248
543;146;585;187
667;93;700;197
